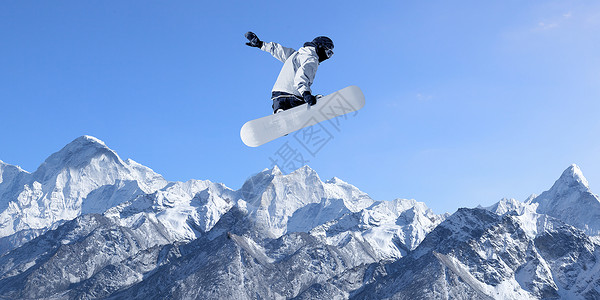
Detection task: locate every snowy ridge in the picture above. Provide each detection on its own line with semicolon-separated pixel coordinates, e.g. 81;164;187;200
239;165;376;238
528;164;600;236
0;136;169;239
104;179;237;241
310;198;446;259
1;137;600;299
485;164;600;237
0;136;432;251
0;161;30;212
310;208;600;300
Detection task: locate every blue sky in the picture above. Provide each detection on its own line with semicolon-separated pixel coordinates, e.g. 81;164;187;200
1;1;599;214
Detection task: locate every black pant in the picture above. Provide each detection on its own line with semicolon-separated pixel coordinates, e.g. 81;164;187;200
272;95;305;113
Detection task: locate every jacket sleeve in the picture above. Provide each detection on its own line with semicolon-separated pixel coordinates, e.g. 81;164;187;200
261;42;297;63
294;54;319;95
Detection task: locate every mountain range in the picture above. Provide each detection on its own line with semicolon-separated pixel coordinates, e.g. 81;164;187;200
1;136;599;299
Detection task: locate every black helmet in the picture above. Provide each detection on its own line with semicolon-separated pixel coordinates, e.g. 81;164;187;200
312;36;334;50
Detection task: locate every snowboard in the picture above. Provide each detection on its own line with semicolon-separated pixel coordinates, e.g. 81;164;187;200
241;85;365;147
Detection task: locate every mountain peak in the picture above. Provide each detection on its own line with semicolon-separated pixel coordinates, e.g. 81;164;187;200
33;136;123;181
289;165;318;177
55;135;111;154
527;164;600;236
551;164;589;193
270;165;283;175
529;164;592;205
78;135;107;147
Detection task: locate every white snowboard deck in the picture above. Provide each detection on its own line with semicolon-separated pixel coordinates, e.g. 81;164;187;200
241;85;365;147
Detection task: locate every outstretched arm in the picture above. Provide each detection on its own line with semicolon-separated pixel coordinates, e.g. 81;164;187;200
260;42;296;63
244;32;296;63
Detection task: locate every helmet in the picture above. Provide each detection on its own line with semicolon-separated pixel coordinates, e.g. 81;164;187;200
311;36;334;50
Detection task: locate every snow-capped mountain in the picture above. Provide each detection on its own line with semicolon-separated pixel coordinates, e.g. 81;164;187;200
103;178;237;242
485;164;600;240
310;198;447;260
0;136;440;253
1;136;600;299
528;164;600;236
238;165;375;238
302;208;600;300
0;136;169;248
0;213;173;299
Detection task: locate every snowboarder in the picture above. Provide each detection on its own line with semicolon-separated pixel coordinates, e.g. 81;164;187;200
244;32;334;114
240;32;363;147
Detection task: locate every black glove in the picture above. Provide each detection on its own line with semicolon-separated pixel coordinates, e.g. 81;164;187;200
303;91;317;106
245;31;263;48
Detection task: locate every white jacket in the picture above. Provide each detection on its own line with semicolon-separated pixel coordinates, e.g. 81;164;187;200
261;42;319;97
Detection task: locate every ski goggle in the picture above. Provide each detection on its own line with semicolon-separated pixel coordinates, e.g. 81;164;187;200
325;48;334;58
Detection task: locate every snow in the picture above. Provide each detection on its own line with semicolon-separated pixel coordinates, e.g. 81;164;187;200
229;233;275;264
240;165;378;238
3;137;600;299
0;136;171;239
1;135;447;261
309;198;445;260
434;251;537;300
486;164;600;237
